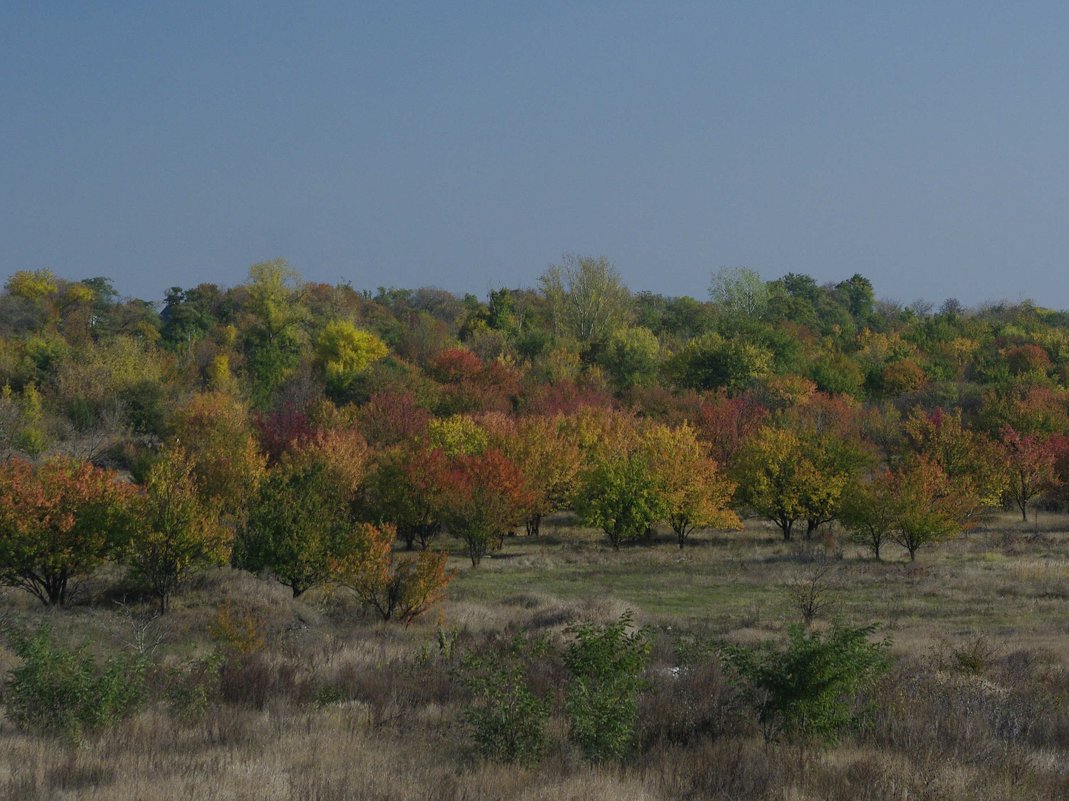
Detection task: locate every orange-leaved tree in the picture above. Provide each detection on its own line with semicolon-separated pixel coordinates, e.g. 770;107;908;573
439;449;531;567
0;457;134;605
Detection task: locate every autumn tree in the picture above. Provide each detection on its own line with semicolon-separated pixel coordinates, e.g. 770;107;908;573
333;522;453;625
903;406;1006;521
439;449;531;566
361;445;451;551
129;447;230;613
315;319;389;397
502;415;584;536
999;427;1059;521
0;457;133;605
839;470;899;560
170;391;267;521
734;426;848;542
890;457;971;561
642;423;739;548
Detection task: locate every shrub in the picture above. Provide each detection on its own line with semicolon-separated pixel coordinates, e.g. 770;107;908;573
721;623;891;744
3;628;148;740
333;523;454;625
563;611;652;762
453;635;551;763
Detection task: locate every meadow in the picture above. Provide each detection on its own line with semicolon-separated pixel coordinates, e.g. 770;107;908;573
2;512;1067;801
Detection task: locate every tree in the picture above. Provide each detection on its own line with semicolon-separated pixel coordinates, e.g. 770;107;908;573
361;445;451;551
539;254;632;344
709;267;769;319
0;457;133;605
574;452;666;549
241;260;309;406
601;326;661;391
502;415;584;536
315;320;388;395
563;611;652;762
333;522;453;625
237;458;357;597
890;457;970;561
170;391;267;521
129;447;230;613
734;426;848;541
439;449;531;567
903;406;1006;521
999;427;1059;521
665;332;773;392
642;423;740;548
839;470;899;560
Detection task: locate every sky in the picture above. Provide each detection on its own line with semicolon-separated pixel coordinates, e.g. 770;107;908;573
4;2;1069;308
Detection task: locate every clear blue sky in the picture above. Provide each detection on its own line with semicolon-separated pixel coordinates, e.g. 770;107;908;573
4;2;1069;307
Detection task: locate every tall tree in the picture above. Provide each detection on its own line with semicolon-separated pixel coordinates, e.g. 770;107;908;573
539;254;632;345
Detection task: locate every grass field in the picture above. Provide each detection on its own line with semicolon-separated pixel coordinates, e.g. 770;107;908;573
2;512;1068;800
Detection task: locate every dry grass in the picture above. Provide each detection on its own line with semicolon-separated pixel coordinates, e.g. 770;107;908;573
2;511;1069;800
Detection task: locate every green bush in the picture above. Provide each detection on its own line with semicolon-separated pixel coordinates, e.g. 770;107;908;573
563;611;651;762
4;628;148;740
453;635;551;764
721;623;891;744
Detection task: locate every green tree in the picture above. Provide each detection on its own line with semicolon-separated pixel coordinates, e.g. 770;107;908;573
540;254;632;344
129;447;231;613
722;623;891;744
454;635;552;763
563;611;651;762
237;459;357;596
575;452;666;549
709;267;769;319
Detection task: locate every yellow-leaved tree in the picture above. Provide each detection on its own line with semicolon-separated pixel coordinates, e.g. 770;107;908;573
643;423;740;548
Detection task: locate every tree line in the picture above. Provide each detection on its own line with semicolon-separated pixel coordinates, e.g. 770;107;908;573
2;257;1069;612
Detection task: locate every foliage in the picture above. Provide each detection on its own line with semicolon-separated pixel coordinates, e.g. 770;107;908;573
540;254;632;344
3;627;148;741
170;391;266;520
722;623;891;744
333;522;453;625
500;414;584;535
890;456;972;561
439;449;531;566
0;457;133;605
454;635;552;763
315;319;389;394
574;451;666;549
563;611;652;762
237;457;358;596
129;446;230;613
734;426;849;541
642;422;740;547
361;445;450;550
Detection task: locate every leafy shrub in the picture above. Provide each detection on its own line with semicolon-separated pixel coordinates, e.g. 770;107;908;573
722;623;891;744
563;611;652;762
4;628;147;740
453;635;551;763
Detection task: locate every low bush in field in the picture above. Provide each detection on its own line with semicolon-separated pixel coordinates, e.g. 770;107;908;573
3;628;148;741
